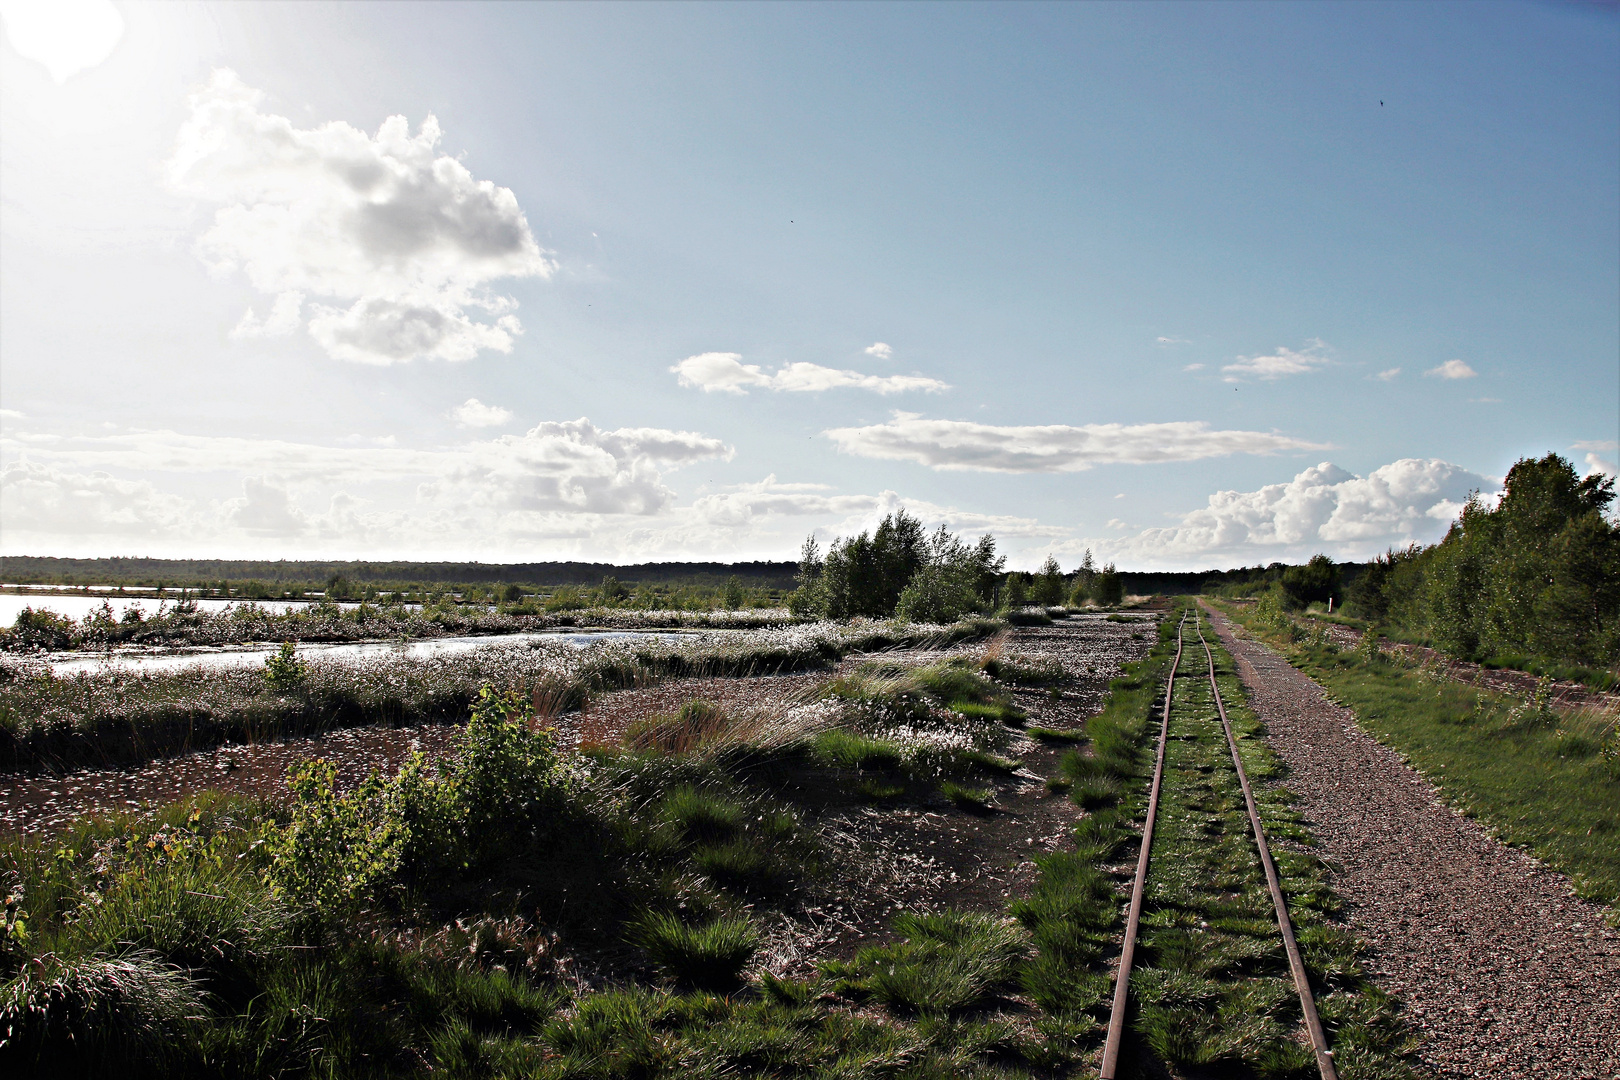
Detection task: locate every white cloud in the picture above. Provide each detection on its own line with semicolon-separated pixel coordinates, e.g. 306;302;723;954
0;460;195;542
0;0;123;83
1584;453;1618;480
1573;440;1619;453
1425;359;1477;380
864;342;893;360
823;414;1326;473
450;398;514;428
1087;458;1493;568
0;409;25;420
1223;341;1330;380
1373;367;1401;381
1106;518;1129;530
1183;363;1204;371
1156;336;1190;345
224;475;310;536
169;69;552;365
4;419;731;520
670;352;949;395
231;290;304;338
1467;397;1501;404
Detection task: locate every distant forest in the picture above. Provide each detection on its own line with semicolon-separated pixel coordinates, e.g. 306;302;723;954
0;557;801;593
0;554;1365;599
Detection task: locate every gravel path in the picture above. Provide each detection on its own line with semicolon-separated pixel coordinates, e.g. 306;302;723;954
1205;605;1620;1080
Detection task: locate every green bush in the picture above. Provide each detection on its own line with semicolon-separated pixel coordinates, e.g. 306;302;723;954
266;686;569;914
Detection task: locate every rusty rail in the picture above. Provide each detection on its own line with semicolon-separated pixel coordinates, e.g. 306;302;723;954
1099;612;1184;1078
1100;607;1337;1079
1196;611;1338;1080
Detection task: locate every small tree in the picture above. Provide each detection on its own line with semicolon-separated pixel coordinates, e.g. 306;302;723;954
1033;555;1065;606
1092;563;1124;606
722;575;746;610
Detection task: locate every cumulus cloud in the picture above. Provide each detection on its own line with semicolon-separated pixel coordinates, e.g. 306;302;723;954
670;352;949;395
1425;359;1476;380
1373;367;1401;381
0;409;24;420
823;414;1326;473
5;418;730;520
450;398;513;428
231;290;303;339
170;69;551;365
1090;458;1492;567
1222;341;1330;380
1183;363;1204;372
0;459;195;543
864;342;893;360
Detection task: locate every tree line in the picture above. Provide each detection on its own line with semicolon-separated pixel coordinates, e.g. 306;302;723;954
1347;453;1618;667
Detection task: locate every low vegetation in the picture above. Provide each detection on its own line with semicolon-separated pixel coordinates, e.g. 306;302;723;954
0;595;799;654
1;634;1097;1078
0;618;999;773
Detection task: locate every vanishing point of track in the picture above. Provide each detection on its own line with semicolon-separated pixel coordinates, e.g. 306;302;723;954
1100;609;1338;1080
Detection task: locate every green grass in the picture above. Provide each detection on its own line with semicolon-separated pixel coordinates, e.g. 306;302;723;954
811;729;905;770
628;911;760;991
826;911;1031;1014
1217;600;1620;909
1126;615;1418;1077
938;780;994;811
1025;725;1085;743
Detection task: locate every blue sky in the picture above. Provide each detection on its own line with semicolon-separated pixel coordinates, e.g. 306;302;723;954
1;0;1615;569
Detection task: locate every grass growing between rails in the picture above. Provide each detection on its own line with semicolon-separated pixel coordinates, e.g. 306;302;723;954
1013;605;1414;1077
1125;613;1415;1078
0;617;1001;774
1216;599;1620;910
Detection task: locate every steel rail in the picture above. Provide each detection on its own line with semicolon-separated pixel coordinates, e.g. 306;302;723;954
1195;609;1339;1080
1099;612;1185;1079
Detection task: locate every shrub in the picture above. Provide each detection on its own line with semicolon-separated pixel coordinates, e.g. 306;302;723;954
266;686;568;914
262;641;306;691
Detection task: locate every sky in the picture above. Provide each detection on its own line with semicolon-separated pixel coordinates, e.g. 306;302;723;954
1;0;1616;571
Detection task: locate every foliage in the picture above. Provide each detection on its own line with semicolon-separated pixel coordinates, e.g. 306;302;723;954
795;512;1004;622
1032;556;1067;607
1090;563;1124;607
1281;553;1341;609
1351;453;1620;666
262;640;306;691
266;687;570;915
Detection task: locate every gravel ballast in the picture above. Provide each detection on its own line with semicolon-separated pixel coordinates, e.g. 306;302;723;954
1206;606;1620;1080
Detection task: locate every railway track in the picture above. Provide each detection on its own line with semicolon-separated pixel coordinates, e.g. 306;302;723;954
1100;608;1338;1080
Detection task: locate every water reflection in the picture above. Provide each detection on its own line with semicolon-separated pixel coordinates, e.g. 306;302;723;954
38;630;688;675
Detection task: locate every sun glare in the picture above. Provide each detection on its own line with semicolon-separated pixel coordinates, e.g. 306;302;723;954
0;0;124;83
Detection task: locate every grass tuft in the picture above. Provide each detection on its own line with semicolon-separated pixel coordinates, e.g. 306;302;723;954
629;911;760;991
